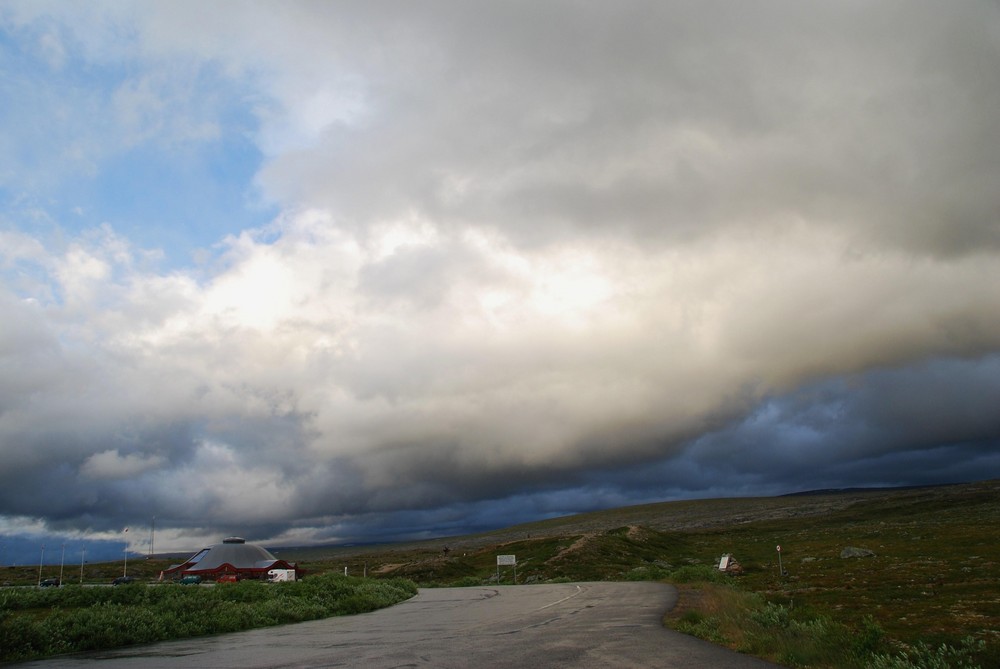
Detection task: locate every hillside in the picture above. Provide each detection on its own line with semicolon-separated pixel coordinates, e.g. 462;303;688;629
286;479;995;559
287;479;999;666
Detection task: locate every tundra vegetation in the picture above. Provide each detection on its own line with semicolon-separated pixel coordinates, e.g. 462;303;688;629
291;480;999;669
0;574;416;663
3;480;996;667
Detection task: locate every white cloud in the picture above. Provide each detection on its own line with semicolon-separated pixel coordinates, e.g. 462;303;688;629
1;2;998;545
81;449;166;480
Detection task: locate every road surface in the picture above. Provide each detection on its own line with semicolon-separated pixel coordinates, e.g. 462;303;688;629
21;582;782;668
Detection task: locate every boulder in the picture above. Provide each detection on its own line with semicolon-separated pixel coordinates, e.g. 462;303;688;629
717;553;744;574
840;547;876;559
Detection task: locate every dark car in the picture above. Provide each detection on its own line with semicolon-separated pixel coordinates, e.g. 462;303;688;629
39;578;60;587
177;575;202;585
111;576;135;586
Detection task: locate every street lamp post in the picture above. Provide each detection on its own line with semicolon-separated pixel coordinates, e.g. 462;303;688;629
60;543;66;585
80;545;86;584
123;528;129;577
38;544;44;587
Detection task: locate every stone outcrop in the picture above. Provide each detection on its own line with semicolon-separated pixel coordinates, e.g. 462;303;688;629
840;546;876;559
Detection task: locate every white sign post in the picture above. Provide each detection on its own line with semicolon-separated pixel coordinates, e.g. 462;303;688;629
496;555;517;584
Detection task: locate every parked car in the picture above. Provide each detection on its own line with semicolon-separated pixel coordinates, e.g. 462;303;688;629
177;575;202;585
216;574;239;583
39;578;60;587
266;568;296;582
111;576;135;586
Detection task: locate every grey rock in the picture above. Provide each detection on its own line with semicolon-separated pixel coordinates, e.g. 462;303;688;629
840;546;876;559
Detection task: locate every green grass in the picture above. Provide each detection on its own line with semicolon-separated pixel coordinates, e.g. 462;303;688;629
0;574;417;663
665;582;988;668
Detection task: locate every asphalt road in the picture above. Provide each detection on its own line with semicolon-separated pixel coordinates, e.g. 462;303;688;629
20;582;782;668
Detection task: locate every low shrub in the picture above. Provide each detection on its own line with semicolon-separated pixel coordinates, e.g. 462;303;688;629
0;574;417;663
623;565;672;581
867;636;986;669
666;583;900;668
674;610;725;644
667;564;729;584
749;601;791;629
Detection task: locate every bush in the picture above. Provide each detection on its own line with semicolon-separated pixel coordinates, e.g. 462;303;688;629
675;610;725;643
749;602;790;629
867;637;986;669
666;584;898;668
623;565;672;581
0;574;418;663
850;615;885;660
668;564;729;584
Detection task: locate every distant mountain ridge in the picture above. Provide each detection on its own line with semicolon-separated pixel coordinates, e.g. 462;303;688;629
780;481;960;497
278;479;994;561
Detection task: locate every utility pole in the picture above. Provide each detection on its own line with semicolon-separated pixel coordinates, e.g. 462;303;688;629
123;528;129;577
149;516;155;557
80;544;86;584
60;543;66;585
38;544;44;586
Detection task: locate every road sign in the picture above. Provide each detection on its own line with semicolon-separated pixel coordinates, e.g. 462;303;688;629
496;555;518;584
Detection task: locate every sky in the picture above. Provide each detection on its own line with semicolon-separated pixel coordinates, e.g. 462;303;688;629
2;1;999;565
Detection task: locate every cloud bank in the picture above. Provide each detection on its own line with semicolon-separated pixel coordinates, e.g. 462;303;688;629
1;1;998;554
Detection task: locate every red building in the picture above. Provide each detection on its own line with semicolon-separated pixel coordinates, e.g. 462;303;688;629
159;537;300;581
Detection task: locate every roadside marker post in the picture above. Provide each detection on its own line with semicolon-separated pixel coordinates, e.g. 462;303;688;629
776;545;786;577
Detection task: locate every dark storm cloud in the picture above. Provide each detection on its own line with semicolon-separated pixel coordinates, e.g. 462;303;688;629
663;356;1000;493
